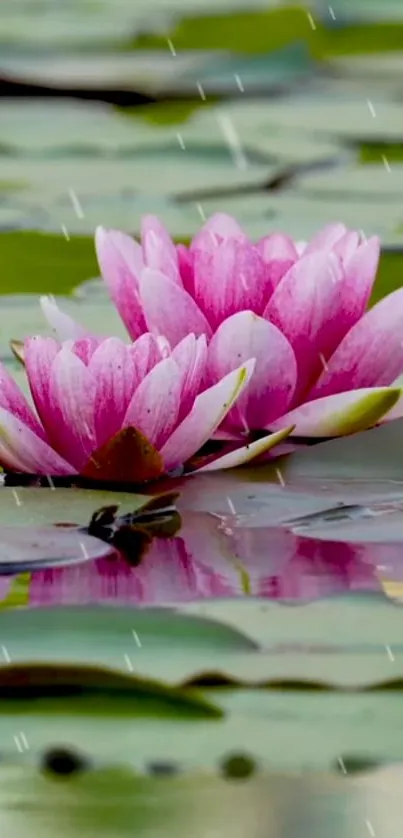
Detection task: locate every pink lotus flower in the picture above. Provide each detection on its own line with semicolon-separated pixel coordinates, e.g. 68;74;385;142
45;212;403;443
0;333;290;481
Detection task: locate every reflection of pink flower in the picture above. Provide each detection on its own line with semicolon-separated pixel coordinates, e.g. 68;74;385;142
83;214;402;438
0;332;289;480
27;512;383;608
28;527;236;607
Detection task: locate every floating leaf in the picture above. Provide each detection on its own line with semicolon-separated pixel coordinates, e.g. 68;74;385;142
0;526;113;574
0;486;172;528
0;662;222;718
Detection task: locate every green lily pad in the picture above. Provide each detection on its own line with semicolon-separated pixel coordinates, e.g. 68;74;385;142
2;596;403;688
0;487;174;528
0;662;221;718
296;164;403;202
0;528;112;574
0;232;97;295
251;97;403;143
278;419;403;482
132;5;312;53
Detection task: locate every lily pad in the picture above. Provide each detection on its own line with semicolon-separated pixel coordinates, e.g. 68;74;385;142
278;419;403;482
252;97;403;143
0;486;175;528
0;527;113;574
0;232;97;295
2;595;403;689
295;164;403;202
0;52;216;96
0;662;221;717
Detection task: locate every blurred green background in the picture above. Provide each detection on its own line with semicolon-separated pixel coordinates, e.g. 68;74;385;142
1;0;403;297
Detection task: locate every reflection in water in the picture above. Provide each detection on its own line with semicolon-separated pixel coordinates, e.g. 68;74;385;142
25;508;400;607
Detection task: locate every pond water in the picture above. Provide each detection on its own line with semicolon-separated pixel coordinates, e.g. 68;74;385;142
1;1;403;835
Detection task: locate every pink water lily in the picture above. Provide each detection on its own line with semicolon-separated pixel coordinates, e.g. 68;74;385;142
0;333;291;481
41;214;403;443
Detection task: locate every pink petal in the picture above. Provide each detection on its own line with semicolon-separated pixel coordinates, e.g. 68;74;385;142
24;336;60;428
123;357;181;449
304;222;347;255
269;387;401;438
71;337;102;366
95;226;147;340
176;243;195;294
336;235;380;322
161;359;256;471
332;230;360;263
310;286;403;399
48;348;97;469
264;251;347;399
193;239;270;329
207;311;297;430
129;332;164;380
194;426;294;472
257;232;298;262
0;362;45;439
190;212;246;251
171;334;208;420
257;233;298;295
141;215;180;285
139;267;212;347
89;338;136;447
0;407;75;475
40;296;89;342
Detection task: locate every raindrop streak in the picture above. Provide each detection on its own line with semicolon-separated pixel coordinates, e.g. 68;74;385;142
306;12;316;29
132;630;142;648
14;732;29;753
176;133;186;150
367;100;376;118
45;475;56;490
1;645;10;663
61;224;70;241
196;203;206;221
216;112;248;170
196;82;206;101
167;39;176;56
12;490;22;507
328;5;336;19
365;820;376;837
79;542;89;560
124;654;134;672
234;74;244;92
276;468;285;488
337;756;347;774
226;497;237;515
385;644;395;662
382;154;391;173
68;188;84;219
319;353;329;372
20;732;29;750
